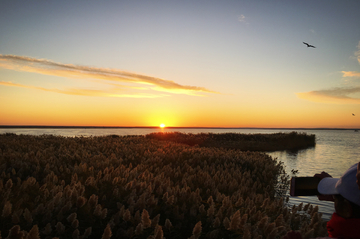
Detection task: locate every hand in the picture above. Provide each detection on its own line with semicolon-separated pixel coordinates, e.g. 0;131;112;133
283;231;302;239
314;171;334;202
356;162;360;190
314;171;332;179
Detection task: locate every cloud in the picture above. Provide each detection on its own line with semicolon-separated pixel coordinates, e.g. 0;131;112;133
296;87;360;104
0;81;165;98
342;71;360;78
238;14;248;24
0;54;220;97
355;41;360;64
341;71;360;85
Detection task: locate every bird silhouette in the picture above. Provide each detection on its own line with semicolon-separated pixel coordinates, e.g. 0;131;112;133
353;113;355;116
303;42;316;48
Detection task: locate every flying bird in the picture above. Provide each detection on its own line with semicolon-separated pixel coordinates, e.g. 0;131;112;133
303;42;316;48
353;113;355;116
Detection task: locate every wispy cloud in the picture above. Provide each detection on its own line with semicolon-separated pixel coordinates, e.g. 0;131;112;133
0;54;219;97
0;81;165;98
238;14;248;24
297;87;360;104
342;71;360;78
355;41;360;64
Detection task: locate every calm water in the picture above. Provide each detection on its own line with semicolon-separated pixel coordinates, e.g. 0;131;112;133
1;127;359;219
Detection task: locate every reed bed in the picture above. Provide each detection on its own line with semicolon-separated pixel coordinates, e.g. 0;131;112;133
0;133;326;238
146;132;316;152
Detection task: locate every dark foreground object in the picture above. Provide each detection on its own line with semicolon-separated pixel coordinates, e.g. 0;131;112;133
290;177;321;196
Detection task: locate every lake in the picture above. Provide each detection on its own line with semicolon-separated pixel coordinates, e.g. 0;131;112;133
1;127;359;220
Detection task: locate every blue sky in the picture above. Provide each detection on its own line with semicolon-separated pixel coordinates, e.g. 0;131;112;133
1;0;360;127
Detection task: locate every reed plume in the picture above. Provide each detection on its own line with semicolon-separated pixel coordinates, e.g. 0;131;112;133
192;221;202;239
0;133;326;238
101;224;112;239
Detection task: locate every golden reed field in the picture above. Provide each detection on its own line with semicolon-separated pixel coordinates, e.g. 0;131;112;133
0;132;326;239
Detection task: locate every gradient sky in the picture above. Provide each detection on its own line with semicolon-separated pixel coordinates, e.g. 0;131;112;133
1;0;360;128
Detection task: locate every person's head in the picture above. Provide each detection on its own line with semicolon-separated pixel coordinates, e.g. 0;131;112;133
318;163;360;219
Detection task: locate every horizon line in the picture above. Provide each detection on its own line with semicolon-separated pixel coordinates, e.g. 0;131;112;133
0;125;359;130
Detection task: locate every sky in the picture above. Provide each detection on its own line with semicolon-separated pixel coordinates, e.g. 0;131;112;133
1;0;360;128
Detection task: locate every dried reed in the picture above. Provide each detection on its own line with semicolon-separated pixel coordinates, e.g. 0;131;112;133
0;133;326;238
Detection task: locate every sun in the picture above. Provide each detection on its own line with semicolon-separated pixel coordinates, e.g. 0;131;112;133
159;123;166;128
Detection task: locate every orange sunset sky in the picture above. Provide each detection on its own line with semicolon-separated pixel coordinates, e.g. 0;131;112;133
1;1;360;128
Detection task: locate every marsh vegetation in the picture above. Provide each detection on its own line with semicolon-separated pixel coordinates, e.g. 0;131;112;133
0;133;326;238
146;132;316;151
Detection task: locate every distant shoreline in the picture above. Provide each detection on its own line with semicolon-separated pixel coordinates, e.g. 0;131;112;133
0;125;358;130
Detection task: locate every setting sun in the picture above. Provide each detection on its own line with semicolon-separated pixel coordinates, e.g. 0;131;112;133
160;124;166;128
